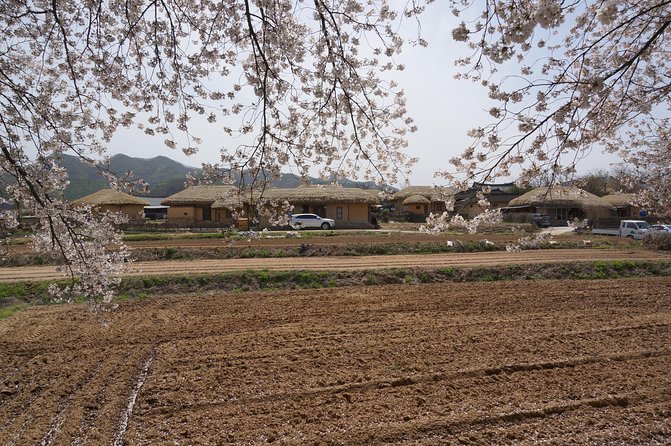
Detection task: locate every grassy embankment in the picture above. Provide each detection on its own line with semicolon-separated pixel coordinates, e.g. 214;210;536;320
2;260;670;318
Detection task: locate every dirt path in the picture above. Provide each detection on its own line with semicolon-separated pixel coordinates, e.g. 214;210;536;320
0;248;669;283
1;278;670;444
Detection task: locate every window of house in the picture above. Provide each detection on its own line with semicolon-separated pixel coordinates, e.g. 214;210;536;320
336;207;343;220
202;207;211;221
416;205;421;210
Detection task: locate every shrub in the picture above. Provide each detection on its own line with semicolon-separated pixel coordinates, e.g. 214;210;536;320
162;247;177;259
643;233;671;251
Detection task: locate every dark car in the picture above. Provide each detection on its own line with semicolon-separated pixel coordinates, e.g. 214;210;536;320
531;213;551;228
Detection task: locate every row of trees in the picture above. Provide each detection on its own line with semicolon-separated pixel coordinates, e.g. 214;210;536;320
1;0;669;300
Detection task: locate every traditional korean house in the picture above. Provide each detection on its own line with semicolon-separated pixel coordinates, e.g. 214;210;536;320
506;186;614;224
72;189;149;221
392;186;453;220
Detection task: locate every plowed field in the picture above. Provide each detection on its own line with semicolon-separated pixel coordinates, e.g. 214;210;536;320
2;278;670;445
1;248;670;282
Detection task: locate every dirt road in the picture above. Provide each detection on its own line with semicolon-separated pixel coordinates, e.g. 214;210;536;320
1;278;670;444
0;248;668;283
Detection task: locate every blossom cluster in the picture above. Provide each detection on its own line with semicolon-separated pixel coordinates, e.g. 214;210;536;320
421;208;503;234
0;0;420;300
505;232;554;253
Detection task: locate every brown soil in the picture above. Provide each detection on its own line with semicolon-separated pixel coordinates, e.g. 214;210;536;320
1;248;669;283
1;278;670;444
123;231;633;250
6;230;636;255
6;232;505;254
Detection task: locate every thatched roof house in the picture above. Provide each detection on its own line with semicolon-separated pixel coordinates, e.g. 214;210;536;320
161;185;236;206
601;193;636;207
507;186;613;222
211;192;260;210
265;185;380;205
162;185;237;223
601;193;645;218
392;186;453;218
392;186;452;202
164;184;380;228
209;185;380;208
73;189;149;206
509;186;612;209
72;189;149;220
453;182;523;218
402;194;430;205
264;186;378;228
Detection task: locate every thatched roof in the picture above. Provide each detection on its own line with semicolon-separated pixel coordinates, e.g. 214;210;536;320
211;190;263;209
601;193;637;207
265;186;380;205
72;189;149;206
508;186;613;209
172;185;381;209
402;194;430;205
393;186;453;202
161;185;236;206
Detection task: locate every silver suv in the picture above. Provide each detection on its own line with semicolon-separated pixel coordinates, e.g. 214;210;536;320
290;213;335;230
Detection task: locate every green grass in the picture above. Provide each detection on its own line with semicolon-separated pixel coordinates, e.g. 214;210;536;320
3;260;670;306
0;304;27;320
121;229;395;242
0;282;53;300
2;237;628;267
122;232;232;242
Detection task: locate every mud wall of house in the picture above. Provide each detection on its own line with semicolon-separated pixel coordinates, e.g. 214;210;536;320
253;202;373;228
345;203;370;225
322;203;370;226
463;202;511;218
404;204;427;215
167;206;195;222
537;206;610;221
214;209;235;225
324;204;346;223
99;204;144;220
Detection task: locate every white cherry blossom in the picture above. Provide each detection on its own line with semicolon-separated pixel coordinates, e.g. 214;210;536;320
0;0;420;301
441;0;671;217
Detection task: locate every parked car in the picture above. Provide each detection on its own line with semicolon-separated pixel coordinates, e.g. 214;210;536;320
592;219;651;239
531;213;551;228
651;224;671;233
290;213;335;230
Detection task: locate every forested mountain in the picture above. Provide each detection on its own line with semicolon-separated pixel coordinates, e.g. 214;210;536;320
62;154;386;200
61;154;196;200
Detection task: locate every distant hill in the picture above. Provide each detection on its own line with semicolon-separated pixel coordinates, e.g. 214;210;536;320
61;153;196;200
61;153;388;200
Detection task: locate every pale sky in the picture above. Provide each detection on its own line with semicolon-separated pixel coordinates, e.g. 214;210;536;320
107;2;621;188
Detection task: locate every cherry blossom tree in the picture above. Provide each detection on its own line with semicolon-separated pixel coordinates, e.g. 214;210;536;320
443;0;670;217
0;0;420;300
